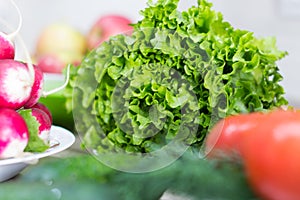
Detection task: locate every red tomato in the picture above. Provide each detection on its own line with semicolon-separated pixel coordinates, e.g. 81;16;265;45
241;110;300;200
204;111;265;159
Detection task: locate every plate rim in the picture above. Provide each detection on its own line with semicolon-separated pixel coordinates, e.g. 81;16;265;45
0;125;75;166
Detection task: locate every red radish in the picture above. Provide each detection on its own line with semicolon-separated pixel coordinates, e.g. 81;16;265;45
0;59;33;109
0;32;15;59
24;64;44;108
0;0;71;108
0;108;29;159
31;102;53;124
31;108;51;144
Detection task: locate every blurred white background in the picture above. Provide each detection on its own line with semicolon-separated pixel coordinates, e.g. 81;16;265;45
3;0;300;106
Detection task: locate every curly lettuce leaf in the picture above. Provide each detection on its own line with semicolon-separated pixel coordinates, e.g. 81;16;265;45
65;0;288;154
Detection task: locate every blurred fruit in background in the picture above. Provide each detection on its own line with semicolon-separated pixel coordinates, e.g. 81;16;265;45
36;54;66;74
33;14;132;130
33;22;87;73
87;14;133;50
33;14;132;73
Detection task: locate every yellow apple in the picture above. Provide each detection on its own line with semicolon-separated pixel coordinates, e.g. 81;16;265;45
35;22;87;73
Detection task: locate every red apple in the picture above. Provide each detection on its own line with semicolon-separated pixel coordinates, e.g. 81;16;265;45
34;23;87;73
87;14;133;50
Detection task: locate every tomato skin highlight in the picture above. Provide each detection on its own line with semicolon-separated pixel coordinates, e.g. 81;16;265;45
240;110;300;200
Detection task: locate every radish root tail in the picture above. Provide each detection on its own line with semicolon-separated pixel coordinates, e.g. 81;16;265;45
6;0;22;41
42;64;71;97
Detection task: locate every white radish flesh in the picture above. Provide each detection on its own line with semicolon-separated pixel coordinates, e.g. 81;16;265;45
0;108;29;159
0;59;33;109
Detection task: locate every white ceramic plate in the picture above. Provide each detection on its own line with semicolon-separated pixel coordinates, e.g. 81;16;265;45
0;125;75;182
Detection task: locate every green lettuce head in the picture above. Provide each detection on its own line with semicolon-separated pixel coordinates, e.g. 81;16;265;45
66;0;288;172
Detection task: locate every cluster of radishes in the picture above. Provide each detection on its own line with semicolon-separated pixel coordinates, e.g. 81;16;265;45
0;2;53;159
